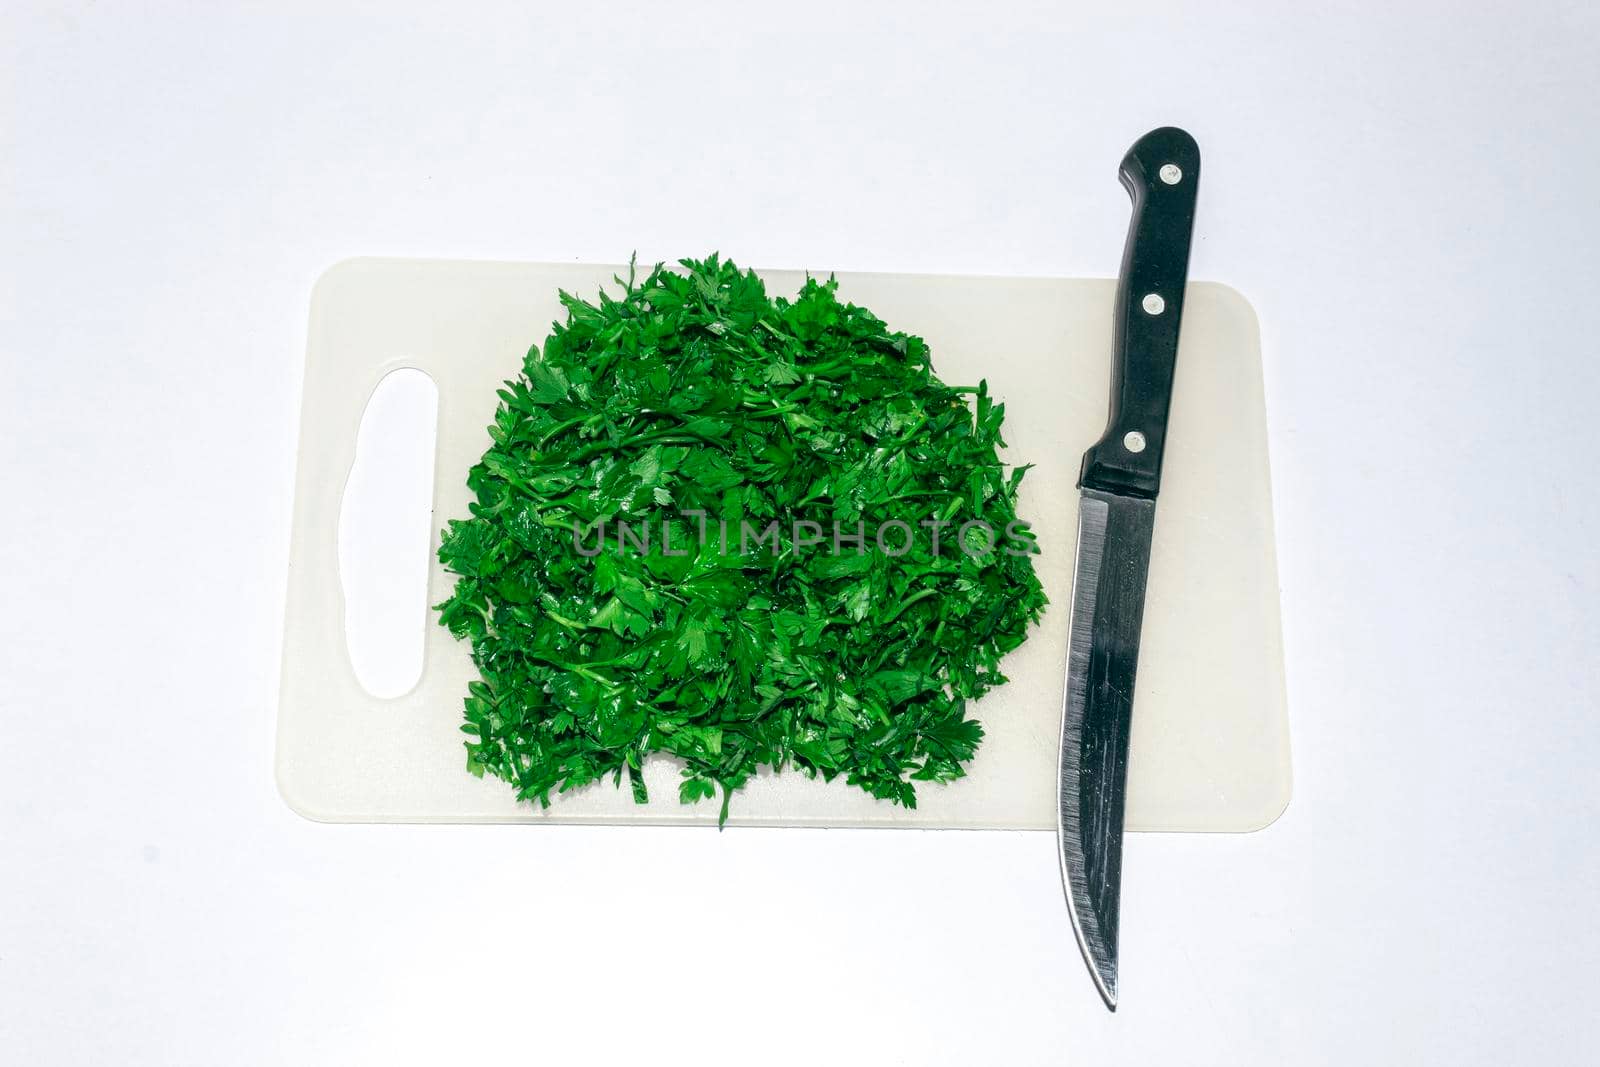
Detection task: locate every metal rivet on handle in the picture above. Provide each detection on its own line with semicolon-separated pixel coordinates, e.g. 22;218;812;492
1142;293;1165;315
1123;431;1147;453
1159;163;1182;185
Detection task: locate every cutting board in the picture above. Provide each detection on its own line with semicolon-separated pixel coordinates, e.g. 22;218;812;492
277;258;1291;830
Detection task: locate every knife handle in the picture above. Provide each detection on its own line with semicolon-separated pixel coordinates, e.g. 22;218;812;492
1079;126;1201;500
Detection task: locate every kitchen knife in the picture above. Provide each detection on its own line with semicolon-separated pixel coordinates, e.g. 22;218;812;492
1058;126;1201;1010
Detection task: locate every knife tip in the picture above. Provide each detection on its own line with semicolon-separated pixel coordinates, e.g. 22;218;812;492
1093;962;1119;1012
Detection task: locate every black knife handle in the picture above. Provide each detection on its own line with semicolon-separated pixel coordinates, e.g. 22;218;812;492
1079;127;1201;499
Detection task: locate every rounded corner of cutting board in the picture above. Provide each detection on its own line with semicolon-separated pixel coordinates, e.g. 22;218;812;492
1189;279;1261;336
1236;769;1294;834
273;745;344;825
309;256;383;305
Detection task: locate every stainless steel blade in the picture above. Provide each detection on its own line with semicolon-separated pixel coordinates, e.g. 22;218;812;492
1057;487;1157;1011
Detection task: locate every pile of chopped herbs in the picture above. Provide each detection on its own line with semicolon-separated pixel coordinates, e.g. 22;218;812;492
435;255;1046;823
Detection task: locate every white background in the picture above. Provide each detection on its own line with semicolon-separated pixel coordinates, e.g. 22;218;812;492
4;2;1598;1063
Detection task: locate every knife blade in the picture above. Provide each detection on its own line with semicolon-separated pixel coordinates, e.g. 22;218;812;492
1058;126;1201;1010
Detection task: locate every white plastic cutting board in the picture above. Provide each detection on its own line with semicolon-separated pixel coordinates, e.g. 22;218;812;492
277;259;1291;830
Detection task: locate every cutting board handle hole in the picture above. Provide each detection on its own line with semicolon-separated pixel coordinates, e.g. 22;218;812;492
338;368;439;699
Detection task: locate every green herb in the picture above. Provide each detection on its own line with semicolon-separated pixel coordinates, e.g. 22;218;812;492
435;255;1046;823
